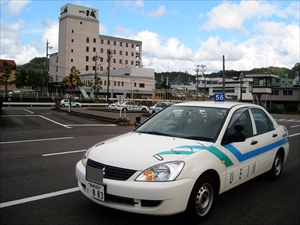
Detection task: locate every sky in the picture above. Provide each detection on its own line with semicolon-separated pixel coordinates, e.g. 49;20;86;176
0;0;299;75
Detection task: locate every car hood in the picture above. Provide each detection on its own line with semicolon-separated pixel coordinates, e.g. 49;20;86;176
88;132;212;170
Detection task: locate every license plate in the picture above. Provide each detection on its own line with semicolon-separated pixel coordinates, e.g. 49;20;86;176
86;181;106;201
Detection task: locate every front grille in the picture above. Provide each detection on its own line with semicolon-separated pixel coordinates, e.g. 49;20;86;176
87;159;137;181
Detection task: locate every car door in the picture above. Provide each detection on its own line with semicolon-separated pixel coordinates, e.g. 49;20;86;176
249;108;279;173
222;107;258;189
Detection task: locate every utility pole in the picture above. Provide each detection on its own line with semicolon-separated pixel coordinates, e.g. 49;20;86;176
194;65;200;100
107;49;113;102
222;55;225;95
93;53;101;99
240;72;243;102
201;64;206;101
45;40;52;93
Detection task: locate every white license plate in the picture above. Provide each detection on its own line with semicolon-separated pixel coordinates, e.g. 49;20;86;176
86;181;106;201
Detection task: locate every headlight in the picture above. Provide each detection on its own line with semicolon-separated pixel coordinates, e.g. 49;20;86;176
135;161;185;182
81;142;104;166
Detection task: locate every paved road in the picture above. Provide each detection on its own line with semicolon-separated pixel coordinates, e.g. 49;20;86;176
0;107;299;225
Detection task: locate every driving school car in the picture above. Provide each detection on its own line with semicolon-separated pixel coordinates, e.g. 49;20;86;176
76;101;289;223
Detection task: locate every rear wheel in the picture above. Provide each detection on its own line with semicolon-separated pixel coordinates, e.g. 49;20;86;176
185;174;216;223
268;150;283;181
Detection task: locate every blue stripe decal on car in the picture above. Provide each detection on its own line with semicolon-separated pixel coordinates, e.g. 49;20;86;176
224;138;288;162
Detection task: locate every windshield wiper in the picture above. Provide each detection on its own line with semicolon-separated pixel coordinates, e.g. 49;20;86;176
184;136;214;141
137;131;173;137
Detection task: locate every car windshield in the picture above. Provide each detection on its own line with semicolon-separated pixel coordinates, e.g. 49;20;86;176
135;105;228;142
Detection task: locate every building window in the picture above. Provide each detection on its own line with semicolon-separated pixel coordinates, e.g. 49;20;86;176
139;83;145;88
86;65;89;71
71;39;74;42
118;81;120;86
86;47;89;52
93;38;96;43
86;56;89;62
119;59;122;64
122;82;124;86
131;52;134;57
80;21;82;24
86;37;89;43
132;44;134;48
104;80;106;86
125;51;128;56
120;42;122;47
101;39;104;44
126;43;128;47
107;40;110;45
71;59;73;62
134;82;136;87
283;90;293;95
272;90;279;95
93;47;96;52
71;49;73;52
113;50;116;54
113;41;116;46
100;57;103;62
72;30;74;33
100;66;103;71
131;61;134;65
113;59;116;63
100;48;103;53
114;81;116;86
119;51;122;55
125;60;128;64
92;66;95;71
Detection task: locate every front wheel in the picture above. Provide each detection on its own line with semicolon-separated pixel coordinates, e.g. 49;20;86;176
268;150;283;181
185;174;216;223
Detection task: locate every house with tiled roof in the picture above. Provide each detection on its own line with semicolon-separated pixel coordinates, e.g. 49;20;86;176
0;59;17;91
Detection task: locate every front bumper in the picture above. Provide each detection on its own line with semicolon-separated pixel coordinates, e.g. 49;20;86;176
75;161;195;215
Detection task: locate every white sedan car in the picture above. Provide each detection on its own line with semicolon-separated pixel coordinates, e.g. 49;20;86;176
115;100;149;111
60;99;81;107
149;101;174;114
76;101;289;223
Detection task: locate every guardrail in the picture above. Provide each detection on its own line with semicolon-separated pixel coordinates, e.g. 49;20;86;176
2;102;107;107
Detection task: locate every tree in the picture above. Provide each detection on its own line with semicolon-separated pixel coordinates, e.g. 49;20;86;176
89;75;102;99
0;60;17;95
13;69;28;88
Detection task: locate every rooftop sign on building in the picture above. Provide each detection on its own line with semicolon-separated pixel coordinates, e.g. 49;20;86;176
60;4;98;20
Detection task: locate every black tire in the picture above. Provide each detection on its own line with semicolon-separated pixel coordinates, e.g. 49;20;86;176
75;104;79;107
185;174;216;223
141;108;146;111
268;150;283;181
61;104;65;107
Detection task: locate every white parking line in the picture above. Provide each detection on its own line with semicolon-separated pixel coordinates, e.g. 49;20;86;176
39;115;72;128
291;124;300;128
0;137;74;144
42;149;86;156
0;187;79;208
66;124;117;127
289;133;300;137
24;109;34;114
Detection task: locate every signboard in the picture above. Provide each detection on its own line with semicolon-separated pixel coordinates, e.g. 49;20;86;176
60;4;98;20
214;93;225;102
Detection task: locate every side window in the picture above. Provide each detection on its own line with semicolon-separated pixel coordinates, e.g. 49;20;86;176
228;108;253;138
251;108;274;135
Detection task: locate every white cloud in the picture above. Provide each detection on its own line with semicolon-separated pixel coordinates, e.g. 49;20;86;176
201;1;279;32
6;0;31;15
144;5;166;17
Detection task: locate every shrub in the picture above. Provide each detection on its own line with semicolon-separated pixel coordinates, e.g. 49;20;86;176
267;107;284;114
284;104;298;112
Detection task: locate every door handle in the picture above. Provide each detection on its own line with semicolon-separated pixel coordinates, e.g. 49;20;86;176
272;133;278;138
251;140;258;145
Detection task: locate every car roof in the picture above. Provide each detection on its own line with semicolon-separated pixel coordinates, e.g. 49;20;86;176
173;101;254;109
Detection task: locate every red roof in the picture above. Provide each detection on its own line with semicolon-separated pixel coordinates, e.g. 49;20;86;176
0;59;17;67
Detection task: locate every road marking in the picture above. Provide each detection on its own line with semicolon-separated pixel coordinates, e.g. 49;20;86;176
291;124;300;128
0;187;79;208
289;133;300;137
66;124;117;127
39;115;72;128
0;137;74;144
42;149;86;156
24;109;34;114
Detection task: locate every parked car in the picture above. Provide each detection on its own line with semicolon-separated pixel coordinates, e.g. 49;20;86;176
115;100;149;111
107;101;120;110
149;101;174;114
60;99;81;107
76;101;289;223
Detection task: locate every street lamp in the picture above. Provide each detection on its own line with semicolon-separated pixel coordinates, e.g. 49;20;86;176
201;64;206;100
106;49;113;102
194;65;200;100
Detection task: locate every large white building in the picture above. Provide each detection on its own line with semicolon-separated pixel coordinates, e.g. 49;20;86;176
49;3;154;98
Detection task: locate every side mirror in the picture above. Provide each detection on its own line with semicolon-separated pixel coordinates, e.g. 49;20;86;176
228;124;246;143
